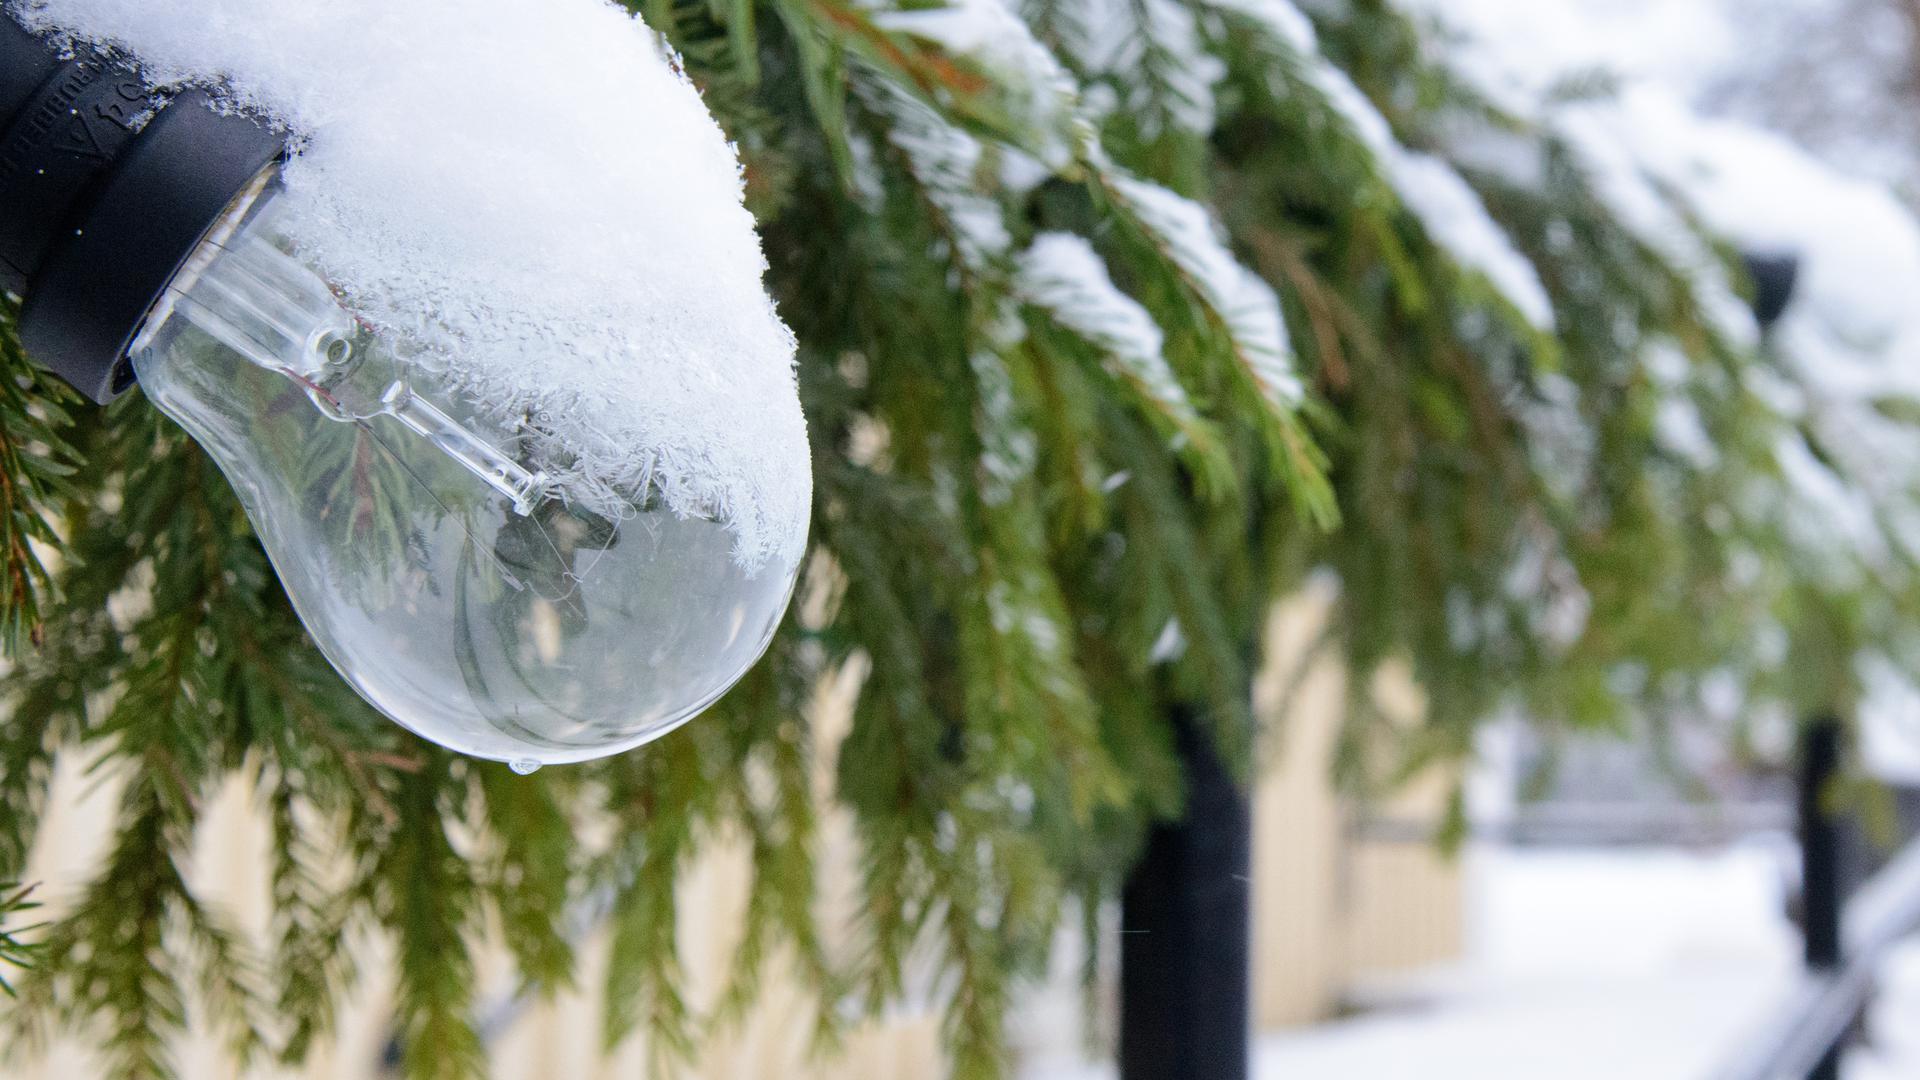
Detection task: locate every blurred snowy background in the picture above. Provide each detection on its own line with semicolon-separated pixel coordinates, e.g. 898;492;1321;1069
1018;1;1920;1075
1406;0;1920;780
1027;842;1920;1080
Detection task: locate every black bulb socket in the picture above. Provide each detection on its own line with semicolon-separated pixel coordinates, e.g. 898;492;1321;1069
0;13;282;403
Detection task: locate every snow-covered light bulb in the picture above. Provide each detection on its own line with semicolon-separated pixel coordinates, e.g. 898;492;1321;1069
0;2;813;765
126;169;798;765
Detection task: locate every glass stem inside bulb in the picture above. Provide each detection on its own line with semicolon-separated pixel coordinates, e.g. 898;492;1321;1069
159;224;550;514
378;381;547;513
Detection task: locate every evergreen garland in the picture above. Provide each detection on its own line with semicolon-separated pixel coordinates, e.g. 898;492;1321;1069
0;0;1914;1077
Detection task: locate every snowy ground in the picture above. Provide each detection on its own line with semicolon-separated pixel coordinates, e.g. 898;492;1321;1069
1024;841;1920;1080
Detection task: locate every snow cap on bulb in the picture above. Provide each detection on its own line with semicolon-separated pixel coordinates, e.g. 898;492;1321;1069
13;0;813;571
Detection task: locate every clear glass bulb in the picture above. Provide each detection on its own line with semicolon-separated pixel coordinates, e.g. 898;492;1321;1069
129;168;802;766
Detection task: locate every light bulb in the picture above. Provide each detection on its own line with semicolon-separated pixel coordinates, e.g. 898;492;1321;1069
127;168;801;765
1;9;810;766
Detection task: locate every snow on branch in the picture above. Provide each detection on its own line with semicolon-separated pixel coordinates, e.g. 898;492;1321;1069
1386;150;1555;329
1056;0;1224;136
870;0;1082;166
1103;172;1304;408
1016;232;1181;413
870;83;1014;271
1016;230;1240;491
1194;0;1316;52
1308;61;1556;330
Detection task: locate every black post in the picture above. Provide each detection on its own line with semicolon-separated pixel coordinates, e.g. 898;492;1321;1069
1799;716;1844;1080
1119;708;1252;1080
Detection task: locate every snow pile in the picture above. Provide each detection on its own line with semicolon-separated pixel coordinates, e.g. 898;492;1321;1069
17;0;810;571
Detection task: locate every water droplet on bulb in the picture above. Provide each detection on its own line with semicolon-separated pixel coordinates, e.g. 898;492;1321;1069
510;758;541;776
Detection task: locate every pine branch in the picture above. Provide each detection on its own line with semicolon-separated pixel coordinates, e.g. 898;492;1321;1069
0;308;81;655
0;882;43;997
377;759;485;1080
